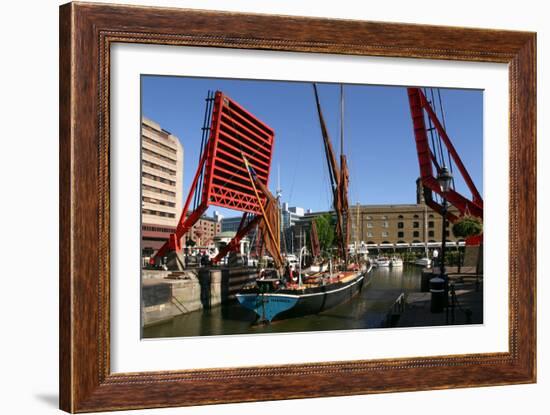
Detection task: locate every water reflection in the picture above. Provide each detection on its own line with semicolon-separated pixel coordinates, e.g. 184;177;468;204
143;264;423;339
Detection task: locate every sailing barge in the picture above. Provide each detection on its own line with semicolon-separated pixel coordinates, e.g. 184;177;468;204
236;266;371;323
236;84;372;323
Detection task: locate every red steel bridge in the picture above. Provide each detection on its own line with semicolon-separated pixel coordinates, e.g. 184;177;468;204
151;90;275;265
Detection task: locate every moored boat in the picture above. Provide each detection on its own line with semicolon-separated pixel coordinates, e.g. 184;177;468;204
390;257;403;267
235;83;372;323
414;257;432;267
236;265;373;323
374;256;391;267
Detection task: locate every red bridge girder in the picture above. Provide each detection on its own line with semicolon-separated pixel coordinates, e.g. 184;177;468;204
152;91;275;263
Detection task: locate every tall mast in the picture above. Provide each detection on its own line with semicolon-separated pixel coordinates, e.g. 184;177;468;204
276;163;282;200
340;84;344;156
340;84;350;264
356;202;360;243
312;83;348;264
312;84;339;192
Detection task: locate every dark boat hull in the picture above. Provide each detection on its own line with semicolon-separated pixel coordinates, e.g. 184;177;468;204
236;268;372;323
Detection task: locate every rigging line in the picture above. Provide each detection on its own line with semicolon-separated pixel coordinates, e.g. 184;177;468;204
287;130;303;206
313;83;338;193
346;153;358;209
316;148;331;212
436;89;456;190
423;88;441;167
201;91;214;188
194;90;213;210
423;88;442;206
195;90;212;205
436;88;448;131
430;88;446;167
195;92;212;212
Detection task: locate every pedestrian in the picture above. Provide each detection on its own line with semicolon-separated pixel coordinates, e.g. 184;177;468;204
432;248;439;267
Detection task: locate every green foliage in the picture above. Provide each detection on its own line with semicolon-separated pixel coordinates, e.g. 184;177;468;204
452;216;483;238
314;213;335;255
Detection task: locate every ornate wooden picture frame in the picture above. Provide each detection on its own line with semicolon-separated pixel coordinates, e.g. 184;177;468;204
59;2;536;412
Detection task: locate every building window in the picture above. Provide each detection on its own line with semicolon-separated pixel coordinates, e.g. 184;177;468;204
413;231;420;238
366;215;372;220
428;221;434;228
367;222;373;228
142;196;175;208
382;221;389;228
398;231;404;238
142;184;176;197
398;215;404;219
413;221;419;228
367;232;373;238
142;147;177;165
381;231;389;237
413;214;419;219
429;214;434;219
381;215;388;220
142;208;175;219
142;135;178;155
142;172;176;186
428;230;434;237
142;160;177;176
398;222;404;229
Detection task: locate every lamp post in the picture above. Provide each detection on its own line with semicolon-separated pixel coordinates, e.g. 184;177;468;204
437;167;453;311
429;167;453;313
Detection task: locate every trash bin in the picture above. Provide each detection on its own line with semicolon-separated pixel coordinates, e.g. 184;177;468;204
421;271;433;292
430;276;446;313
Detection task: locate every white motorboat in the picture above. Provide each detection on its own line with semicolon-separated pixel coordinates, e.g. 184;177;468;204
374;256;391;267
414;257;432;267
390;257;403;267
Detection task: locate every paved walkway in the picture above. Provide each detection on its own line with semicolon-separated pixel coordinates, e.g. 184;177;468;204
390;271;483;328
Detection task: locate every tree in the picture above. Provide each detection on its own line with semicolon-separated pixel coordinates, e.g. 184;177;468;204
314;213;335;256
452;216;483;238
452;215;483;275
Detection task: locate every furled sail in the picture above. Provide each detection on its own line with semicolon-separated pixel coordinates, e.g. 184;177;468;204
312;84;349;263
242;155;285;273
254;179;284;272
338;154;350;260
310;220;321;258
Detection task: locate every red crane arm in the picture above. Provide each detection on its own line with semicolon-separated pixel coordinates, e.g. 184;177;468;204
418;91;483;205
407;88;483;221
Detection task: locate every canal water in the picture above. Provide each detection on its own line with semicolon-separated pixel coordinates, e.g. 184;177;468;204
143;264;423;339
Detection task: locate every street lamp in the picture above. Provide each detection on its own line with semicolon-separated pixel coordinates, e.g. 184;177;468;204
437;166;453;191
437;166;453;314
429;167;453;314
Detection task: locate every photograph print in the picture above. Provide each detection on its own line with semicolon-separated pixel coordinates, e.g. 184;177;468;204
140;75;484;339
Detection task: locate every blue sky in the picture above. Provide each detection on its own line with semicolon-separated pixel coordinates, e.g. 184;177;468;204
141;76;483;218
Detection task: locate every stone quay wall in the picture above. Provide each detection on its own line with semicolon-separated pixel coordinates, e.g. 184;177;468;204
141;267;258;327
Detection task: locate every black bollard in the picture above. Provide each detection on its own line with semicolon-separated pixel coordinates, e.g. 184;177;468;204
430;276;446;313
